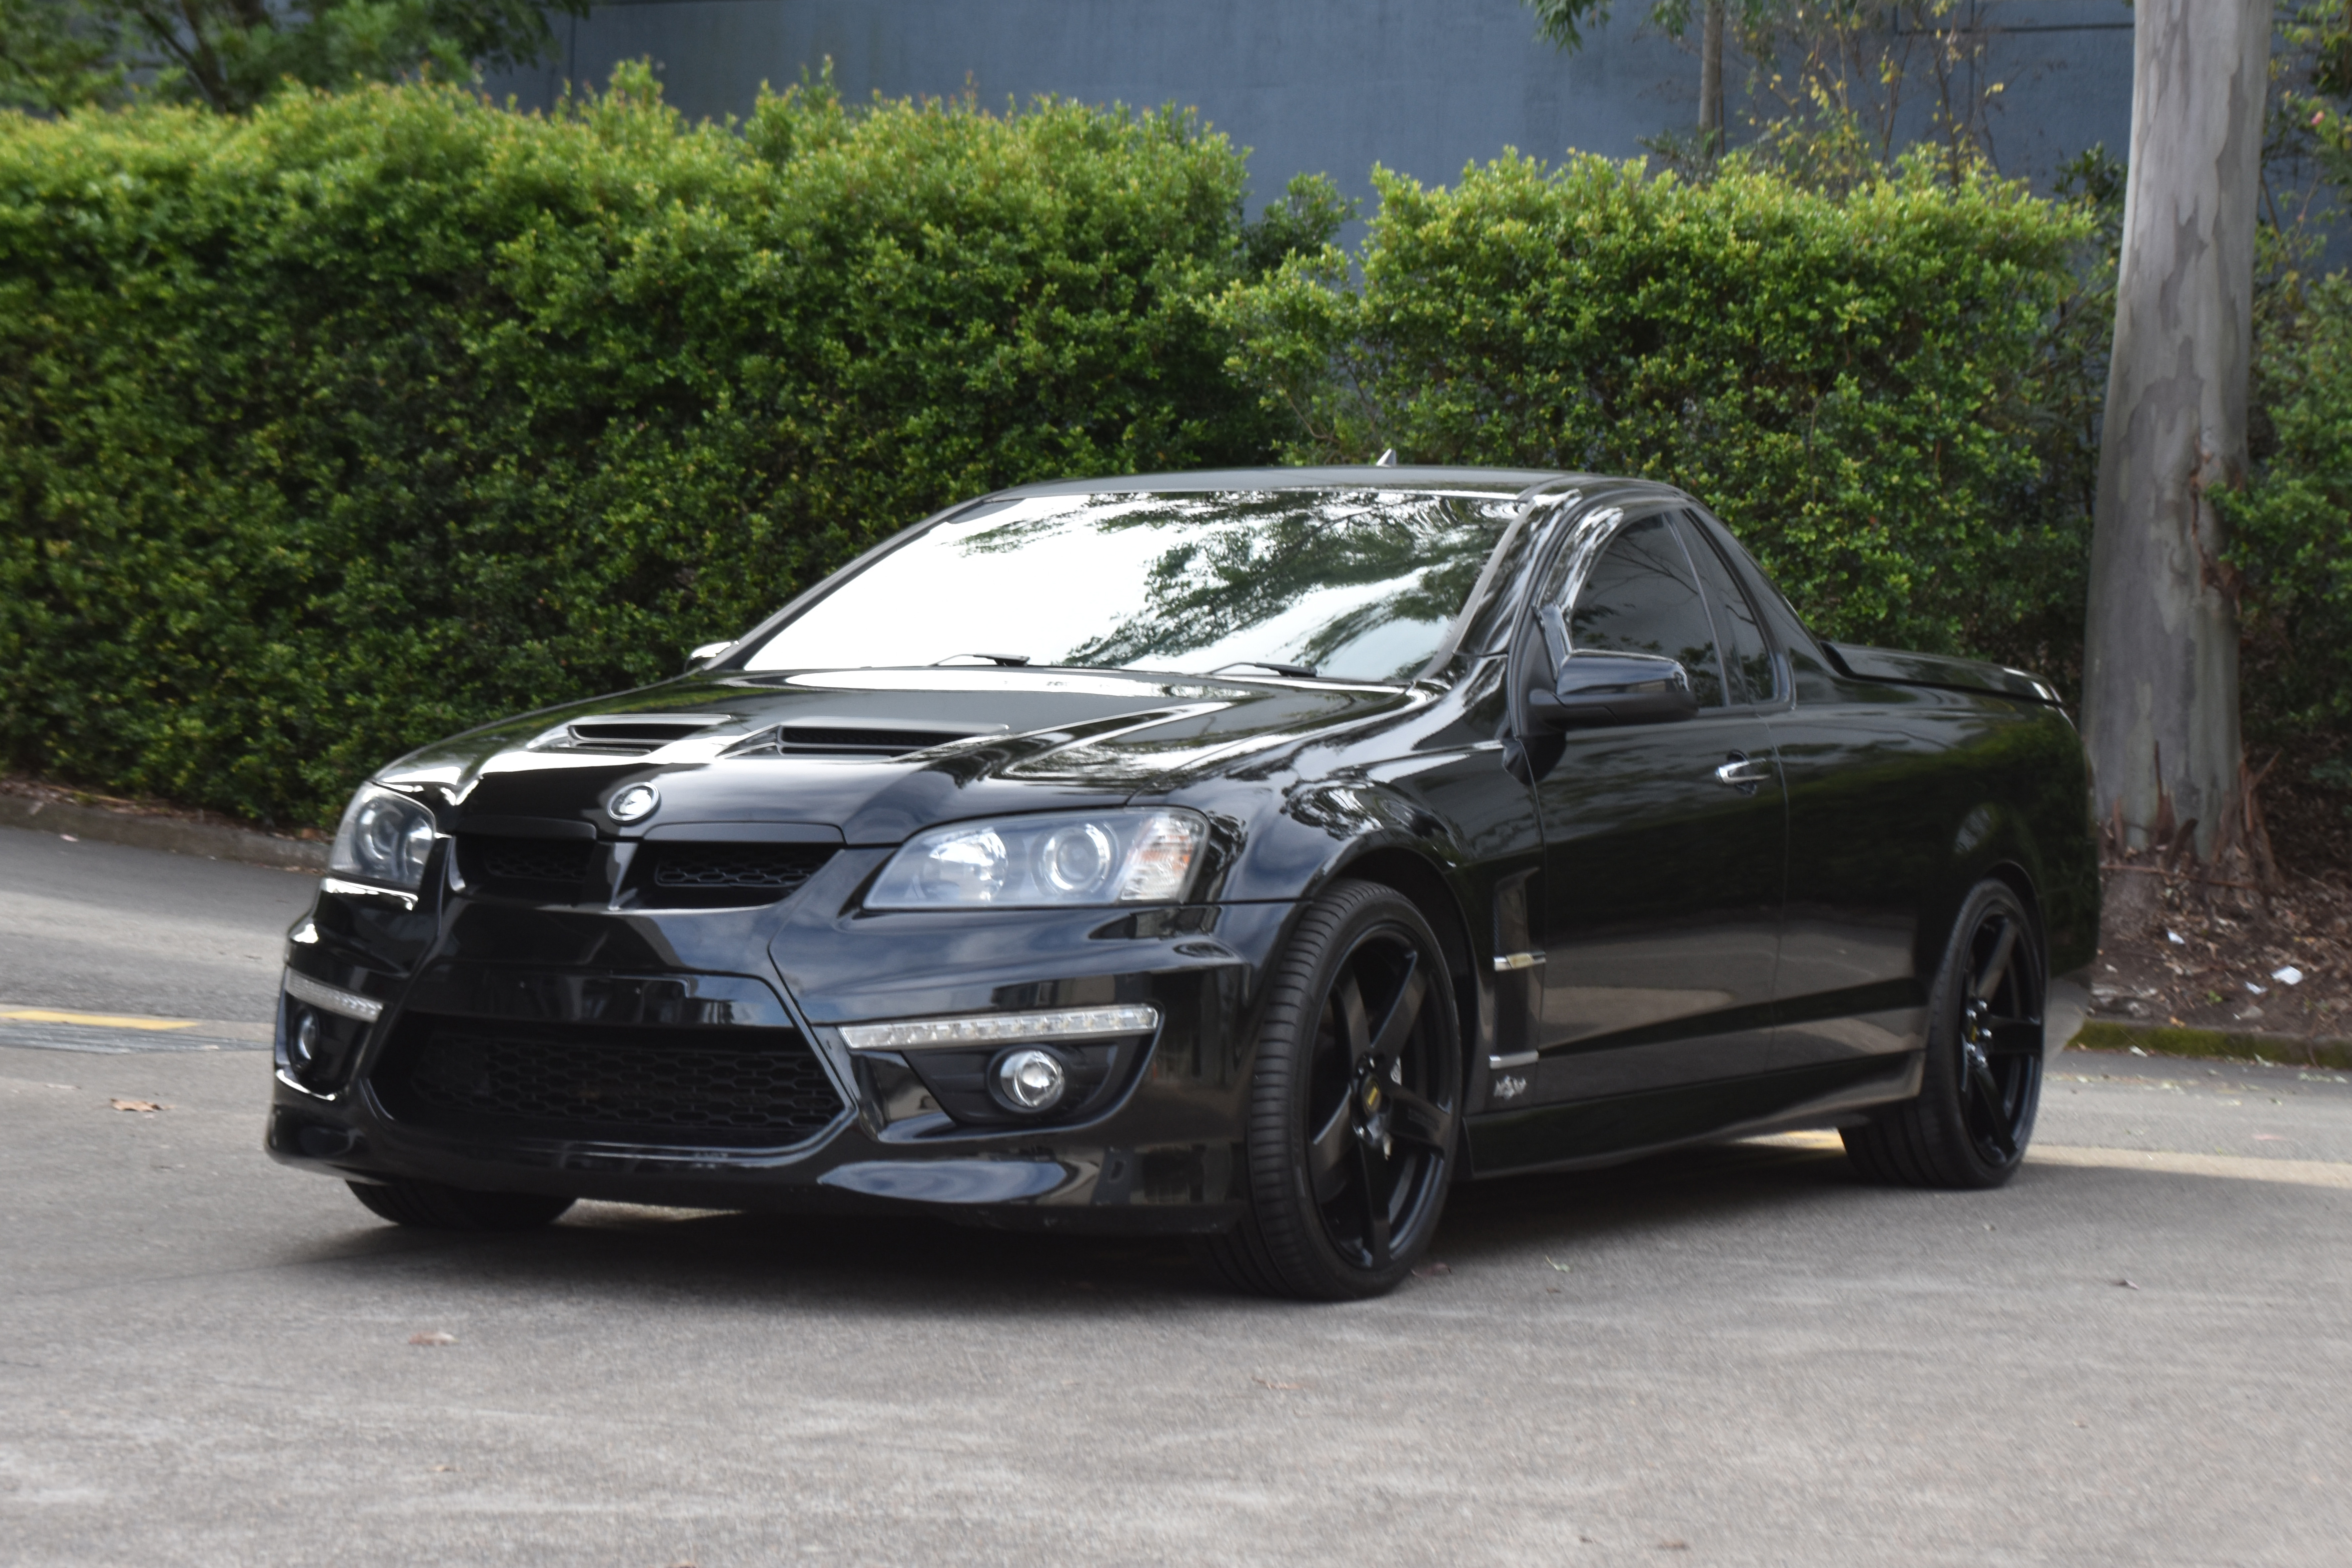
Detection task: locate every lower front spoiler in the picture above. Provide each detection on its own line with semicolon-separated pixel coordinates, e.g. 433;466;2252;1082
266;1102;1246;1235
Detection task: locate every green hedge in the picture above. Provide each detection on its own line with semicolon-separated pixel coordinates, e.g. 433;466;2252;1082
0;71;1289;825
2222;269;2352;741
2;93;2106;830
1215;151;2098;664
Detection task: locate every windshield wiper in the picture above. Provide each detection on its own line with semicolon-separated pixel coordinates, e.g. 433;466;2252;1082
1213;660;1320;680
933;652;1030;667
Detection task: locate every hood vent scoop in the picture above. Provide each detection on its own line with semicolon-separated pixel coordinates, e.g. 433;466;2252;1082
723;721;1006;759
534;714;737;756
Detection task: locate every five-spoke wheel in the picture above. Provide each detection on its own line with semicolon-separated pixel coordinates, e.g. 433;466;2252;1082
1202;879;1461;1298
1844;878;2046;1188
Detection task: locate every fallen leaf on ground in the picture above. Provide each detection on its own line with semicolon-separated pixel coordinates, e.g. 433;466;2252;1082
1411;1260;1451;1278
2114;1278;2138;1290
108;1098;162;1113
409;1330;457;1346
1252;1377;1302;1390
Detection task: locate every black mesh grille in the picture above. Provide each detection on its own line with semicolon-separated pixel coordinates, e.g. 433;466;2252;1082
651;845;832;889
469;838;594;886
380;1017;842;1146
634;843;834;907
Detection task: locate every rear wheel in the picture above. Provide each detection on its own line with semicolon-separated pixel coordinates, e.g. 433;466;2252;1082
1843;879;2046;1189
1200;880;1461;1299
347;1179;575;1231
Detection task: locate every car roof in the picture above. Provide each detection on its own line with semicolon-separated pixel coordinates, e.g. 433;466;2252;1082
996;465;1689;505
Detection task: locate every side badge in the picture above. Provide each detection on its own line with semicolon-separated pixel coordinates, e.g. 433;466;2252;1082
607;782;660;824
1492;1074;1528;1102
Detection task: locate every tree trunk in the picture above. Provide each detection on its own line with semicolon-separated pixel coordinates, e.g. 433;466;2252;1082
1698;0;1724;148
2082;0;2269;862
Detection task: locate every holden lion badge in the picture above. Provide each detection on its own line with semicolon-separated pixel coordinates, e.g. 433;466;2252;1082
607;782;660;824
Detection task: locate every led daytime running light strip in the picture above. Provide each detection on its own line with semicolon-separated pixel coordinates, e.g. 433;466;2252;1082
839;1004;1159;1052
283;970;385;1023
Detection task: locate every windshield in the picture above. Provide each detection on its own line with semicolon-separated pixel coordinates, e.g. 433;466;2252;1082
742;490;1518;683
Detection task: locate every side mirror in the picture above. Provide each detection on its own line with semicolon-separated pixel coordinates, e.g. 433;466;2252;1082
1528;650;1698;731
686;640;732;672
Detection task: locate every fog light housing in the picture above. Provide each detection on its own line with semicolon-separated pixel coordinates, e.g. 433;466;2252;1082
289;1009;321;1071
994;1047;1068;1112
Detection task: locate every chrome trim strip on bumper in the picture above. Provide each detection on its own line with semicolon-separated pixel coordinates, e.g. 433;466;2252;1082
839;1004;1161;1052
282;970;385;1023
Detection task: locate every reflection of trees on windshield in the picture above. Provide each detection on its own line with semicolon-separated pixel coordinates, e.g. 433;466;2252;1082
955;492;1510;680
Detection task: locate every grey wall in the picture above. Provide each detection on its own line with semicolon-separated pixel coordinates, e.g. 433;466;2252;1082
487;0;2136;214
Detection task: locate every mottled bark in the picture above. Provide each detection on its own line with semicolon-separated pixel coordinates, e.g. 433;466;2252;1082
2083;0;2269;860
1699;0;1724;145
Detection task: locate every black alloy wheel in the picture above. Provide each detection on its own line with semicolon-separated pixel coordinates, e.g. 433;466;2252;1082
1843;878;2046;1188
1202;879;1462;1299
347;1179;576;1231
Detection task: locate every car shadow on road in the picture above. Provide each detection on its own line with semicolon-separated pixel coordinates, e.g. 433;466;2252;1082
278;1138;1869;1309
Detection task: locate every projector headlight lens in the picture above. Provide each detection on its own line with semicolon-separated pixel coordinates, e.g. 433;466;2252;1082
866;809;1208;909
328;784;438;891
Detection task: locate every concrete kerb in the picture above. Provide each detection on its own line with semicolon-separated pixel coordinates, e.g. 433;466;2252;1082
0;792;328;872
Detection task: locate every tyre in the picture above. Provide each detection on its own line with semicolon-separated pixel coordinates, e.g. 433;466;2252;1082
1843;878;2046;1189
1199;879;1462;1299
347;1179;575;1231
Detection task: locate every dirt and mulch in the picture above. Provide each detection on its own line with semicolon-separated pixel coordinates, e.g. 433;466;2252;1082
0;772;325;840
0;772;329;869
2084;740;2352;1062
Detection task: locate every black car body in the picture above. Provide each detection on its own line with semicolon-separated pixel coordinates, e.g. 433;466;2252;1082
268;467;2097;1297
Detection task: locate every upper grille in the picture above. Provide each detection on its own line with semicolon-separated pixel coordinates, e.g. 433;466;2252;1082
634;843;835;908
467;837;595;888
379;1016;843;1147
652;845;831;889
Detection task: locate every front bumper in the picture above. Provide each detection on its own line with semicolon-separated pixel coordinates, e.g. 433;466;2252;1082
267;873;1297;1233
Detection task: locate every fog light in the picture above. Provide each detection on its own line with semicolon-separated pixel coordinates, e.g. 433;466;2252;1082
290;1009;320;1070
995;1048;1067;1112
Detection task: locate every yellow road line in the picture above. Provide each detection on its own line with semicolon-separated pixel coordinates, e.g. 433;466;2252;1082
1749;1129;2352;1191
2027;1144;2352;1190
0;1008;199;1032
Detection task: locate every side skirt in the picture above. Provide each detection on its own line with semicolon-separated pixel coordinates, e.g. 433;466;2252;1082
1462;1053;1922;1178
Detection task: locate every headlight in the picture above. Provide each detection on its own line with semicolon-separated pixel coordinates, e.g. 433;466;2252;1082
328;784;438;890
865;808;1209;909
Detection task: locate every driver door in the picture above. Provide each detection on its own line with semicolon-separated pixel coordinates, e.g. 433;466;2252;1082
1524;512;1786;1105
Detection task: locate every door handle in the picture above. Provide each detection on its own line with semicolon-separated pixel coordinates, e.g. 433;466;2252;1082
1714;752;1772;791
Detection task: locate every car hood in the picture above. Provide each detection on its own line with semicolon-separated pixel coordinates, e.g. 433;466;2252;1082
377;666;1426;844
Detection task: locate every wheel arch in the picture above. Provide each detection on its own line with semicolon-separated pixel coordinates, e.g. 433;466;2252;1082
1312;840;1487;1091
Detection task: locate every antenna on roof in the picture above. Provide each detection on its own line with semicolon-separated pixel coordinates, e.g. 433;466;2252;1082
1375;449;1398;467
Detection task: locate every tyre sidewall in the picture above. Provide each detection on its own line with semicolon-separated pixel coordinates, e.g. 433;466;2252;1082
1244;881;1461;1299
1918;880;2045;1186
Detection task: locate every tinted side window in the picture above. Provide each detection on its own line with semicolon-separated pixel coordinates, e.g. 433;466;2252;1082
1694;510;1845;705
1568;515;1725;707
1675;512;1776;705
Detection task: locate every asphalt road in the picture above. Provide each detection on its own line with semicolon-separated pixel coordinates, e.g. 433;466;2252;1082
6;823;2352;1566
